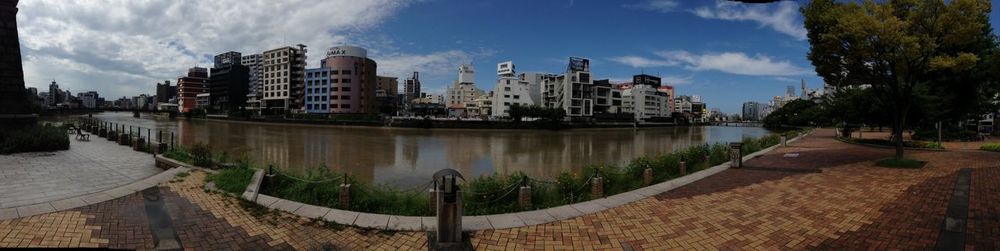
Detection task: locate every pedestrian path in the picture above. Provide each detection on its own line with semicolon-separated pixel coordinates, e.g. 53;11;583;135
0;137;160;209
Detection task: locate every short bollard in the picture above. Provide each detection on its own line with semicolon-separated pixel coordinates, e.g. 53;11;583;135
591;176;604;198
730;142;744;168
642;168;653;186
339;183;351;209
157;143;168;154
518;186;532;209
430;169;468;250
704;155;711;166
782;135;787;147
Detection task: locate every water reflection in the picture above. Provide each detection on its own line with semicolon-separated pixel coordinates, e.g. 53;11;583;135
81;112;770;188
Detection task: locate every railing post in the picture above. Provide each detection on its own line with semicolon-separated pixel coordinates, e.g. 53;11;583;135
781;135;787;147
642;168;653;186
428;182;437;215
518;177;531;210
339;174;351;209
730;142;744;168
591;174;604;198
431;169;465;249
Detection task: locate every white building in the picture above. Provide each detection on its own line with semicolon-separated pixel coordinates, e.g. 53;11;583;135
542;57;594;117
445;64;486;117
620;84;671;121
491;61;542;118
262;45;307;113
79;91;99;109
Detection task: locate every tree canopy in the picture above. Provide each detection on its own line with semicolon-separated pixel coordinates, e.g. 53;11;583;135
803;0;995;159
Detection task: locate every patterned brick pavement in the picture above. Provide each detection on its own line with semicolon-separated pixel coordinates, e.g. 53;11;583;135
1;128;999;250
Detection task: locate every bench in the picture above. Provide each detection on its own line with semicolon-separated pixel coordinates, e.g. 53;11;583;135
76;133;90;141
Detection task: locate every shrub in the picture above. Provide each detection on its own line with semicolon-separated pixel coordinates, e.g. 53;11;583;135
0;124;70;154
207;165;256;194
981;143;1000;152
189;142;212;167
874;158;926;169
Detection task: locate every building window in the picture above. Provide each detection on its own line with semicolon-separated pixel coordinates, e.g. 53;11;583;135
513;95;519;99
331;79;339;83
342;79;351;83
306;104;312;110
331;70;339;75
321;104;326;110
331;104;338;108
343;70;352;75
331;87;338;92
342;96;350;100
342;87;351;92
342;104;351;109
331;95;338;100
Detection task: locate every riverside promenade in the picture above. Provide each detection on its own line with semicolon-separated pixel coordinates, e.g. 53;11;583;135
0;128;998;250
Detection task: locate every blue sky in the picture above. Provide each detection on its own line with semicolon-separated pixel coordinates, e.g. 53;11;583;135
18;0;1000;114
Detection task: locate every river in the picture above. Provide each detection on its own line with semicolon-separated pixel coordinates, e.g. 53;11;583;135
71;112;771;188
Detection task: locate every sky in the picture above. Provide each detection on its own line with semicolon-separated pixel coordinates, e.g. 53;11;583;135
15;0;1000;114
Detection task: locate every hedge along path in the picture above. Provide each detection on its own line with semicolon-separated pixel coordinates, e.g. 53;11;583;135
222;130;814;231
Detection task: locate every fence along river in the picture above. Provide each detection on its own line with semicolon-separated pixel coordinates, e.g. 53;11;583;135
82;112;771;188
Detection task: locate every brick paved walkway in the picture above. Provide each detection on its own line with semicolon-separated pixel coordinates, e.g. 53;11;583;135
0;128;998;250
0;138;160;208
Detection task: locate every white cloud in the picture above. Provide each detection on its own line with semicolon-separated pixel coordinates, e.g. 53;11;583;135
690;0;806;40
655;50;809;76
623;0;680;13
608;56;677;68
16;0;423;98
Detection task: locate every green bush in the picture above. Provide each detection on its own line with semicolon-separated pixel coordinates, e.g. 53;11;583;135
190;142;213;167
0;124;70;154
981;143;1000;152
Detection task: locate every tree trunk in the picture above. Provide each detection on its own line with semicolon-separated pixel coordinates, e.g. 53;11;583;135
892;111;905;160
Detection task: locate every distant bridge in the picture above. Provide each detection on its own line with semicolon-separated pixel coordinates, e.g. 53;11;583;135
709;121;764;127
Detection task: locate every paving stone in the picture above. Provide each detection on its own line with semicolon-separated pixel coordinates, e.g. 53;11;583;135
353;213;389;229
322;209;360;226
543;205;584;220
461;216;493;231
486;213;526;229
253;194;280;207
0;208;16;220
15;203;56;218
569;201;608;214
387;216;423;231
292;204;331;219
268;199;304;213
49;197;87;211
513;211;556;226
78;192;115;205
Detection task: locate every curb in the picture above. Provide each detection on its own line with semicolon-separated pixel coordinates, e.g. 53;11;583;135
240;129;814;231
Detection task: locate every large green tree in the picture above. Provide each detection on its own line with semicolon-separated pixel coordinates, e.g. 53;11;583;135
803;0;993;160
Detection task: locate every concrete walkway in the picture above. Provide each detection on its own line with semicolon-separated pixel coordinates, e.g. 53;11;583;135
0;137;161;209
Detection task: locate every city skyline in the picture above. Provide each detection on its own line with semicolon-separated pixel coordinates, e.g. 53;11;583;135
15;0;1000;113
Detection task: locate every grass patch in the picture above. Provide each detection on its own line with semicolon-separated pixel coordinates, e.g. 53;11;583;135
875;158;926;169
207;165;256;194
981;143;1000;152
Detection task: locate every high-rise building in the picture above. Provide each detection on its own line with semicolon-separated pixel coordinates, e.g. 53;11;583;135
262;45;307;113
209;51;250;112
445;64;485;117
404;72;421;103
592;79;621;114
619;76;671;121
742;101;764;121
79;91;99;109
155;80;176;104
46;81;63;107
177;67;209;113
491;61;543;118
304;68;332;113
542;57;594;117
375;76;398;113
241;53;264;112
786;85;796;98
320;45;377;114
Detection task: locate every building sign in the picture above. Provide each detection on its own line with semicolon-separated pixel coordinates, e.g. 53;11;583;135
497;61;514;75
568;57;590;72
326;46;367;58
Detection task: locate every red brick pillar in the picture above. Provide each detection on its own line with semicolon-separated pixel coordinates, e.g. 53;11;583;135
518;186;532;209
339;183;351;209
591;176;604;198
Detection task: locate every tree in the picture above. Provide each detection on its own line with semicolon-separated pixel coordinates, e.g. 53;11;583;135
803;0;994;160
763;99;824;128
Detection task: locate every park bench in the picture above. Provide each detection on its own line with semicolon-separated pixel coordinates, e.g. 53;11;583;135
75;128;90;141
